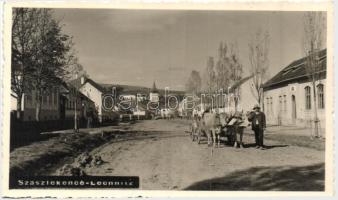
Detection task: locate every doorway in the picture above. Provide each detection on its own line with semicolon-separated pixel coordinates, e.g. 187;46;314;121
291;95;297;123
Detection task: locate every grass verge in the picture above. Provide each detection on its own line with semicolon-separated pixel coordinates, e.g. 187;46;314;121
10;132;109;177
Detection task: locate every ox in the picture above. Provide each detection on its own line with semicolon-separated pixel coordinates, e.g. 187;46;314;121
198;111;222;148
192;110;249;148
224;111;251;148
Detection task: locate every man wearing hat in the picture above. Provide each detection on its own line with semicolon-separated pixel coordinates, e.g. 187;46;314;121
249;104;266;150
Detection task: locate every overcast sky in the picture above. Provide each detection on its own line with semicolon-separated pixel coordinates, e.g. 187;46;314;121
53;9;326;91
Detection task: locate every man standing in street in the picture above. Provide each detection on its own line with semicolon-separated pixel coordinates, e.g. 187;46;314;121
248;104;266;150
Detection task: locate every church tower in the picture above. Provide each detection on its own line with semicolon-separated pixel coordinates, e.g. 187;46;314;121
149;81;159;102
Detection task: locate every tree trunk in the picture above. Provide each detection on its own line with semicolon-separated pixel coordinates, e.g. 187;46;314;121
234;88;239;112
35;102;41;121
74;97;78;132
35;90;41;121
16;94;22;120
257;88;261;106
312;79;319;137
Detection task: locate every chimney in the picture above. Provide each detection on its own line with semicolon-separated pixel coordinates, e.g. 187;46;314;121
80;76;85;85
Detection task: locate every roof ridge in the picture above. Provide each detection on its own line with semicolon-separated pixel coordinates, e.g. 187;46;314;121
263;48;327;89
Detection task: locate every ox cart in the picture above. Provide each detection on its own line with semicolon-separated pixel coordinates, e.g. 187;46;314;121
190;112;249;148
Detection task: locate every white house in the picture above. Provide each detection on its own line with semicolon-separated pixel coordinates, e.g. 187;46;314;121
227;75;259;114
262;49;326;129
75;76;108;122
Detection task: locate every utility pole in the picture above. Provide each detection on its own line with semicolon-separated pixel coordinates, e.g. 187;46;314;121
74;73;79;133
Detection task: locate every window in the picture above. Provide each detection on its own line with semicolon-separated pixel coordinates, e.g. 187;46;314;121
305;86;311;110
317;84;324;109
266;98;269;112
283;95;287;112
279;96;283;112
270;97;273;113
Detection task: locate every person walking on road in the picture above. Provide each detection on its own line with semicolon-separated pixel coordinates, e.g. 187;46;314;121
248;104;266;150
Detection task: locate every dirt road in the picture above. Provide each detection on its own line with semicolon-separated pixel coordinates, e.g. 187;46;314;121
53;119;324;191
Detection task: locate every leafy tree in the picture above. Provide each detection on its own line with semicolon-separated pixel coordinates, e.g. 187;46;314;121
12;8;78;121
11;8;41;119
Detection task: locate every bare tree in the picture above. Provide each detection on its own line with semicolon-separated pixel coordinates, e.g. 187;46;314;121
228;43;243;111
185;70;202;95
248;29;270;105
215;42;230;92
303;12;326;138
11;8;42;120
204;56;216;94
65;57;88;81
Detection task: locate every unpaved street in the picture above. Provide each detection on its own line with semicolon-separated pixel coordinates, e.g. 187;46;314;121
54;119;324;191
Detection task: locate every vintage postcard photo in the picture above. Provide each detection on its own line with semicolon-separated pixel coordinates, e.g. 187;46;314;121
1;1;334;198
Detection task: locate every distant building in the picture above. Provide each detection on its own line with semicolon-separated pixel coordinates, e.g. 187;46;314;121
119;94;136;101
178;95;200;117
136;94;147;101
262;49;326;128
149;81;159;102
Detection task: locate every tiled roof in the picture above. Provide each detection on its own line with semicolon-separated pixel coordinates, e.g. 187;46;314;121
61;81;95;103
68;76;107;93
69;76;185;96
262;49;326;90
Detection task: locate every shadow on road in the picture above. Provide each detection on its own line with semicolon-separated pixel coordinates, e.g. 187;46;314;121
243;143;289;149
184;163;324;191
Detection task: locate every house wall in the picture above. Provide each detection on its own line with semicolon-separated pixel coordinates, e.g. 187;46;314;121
64;100;95;120
227;78;259;114
79;82;103;121
263;79;326;129
64;93;84;120
11;95;18;111
22;88;60;121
